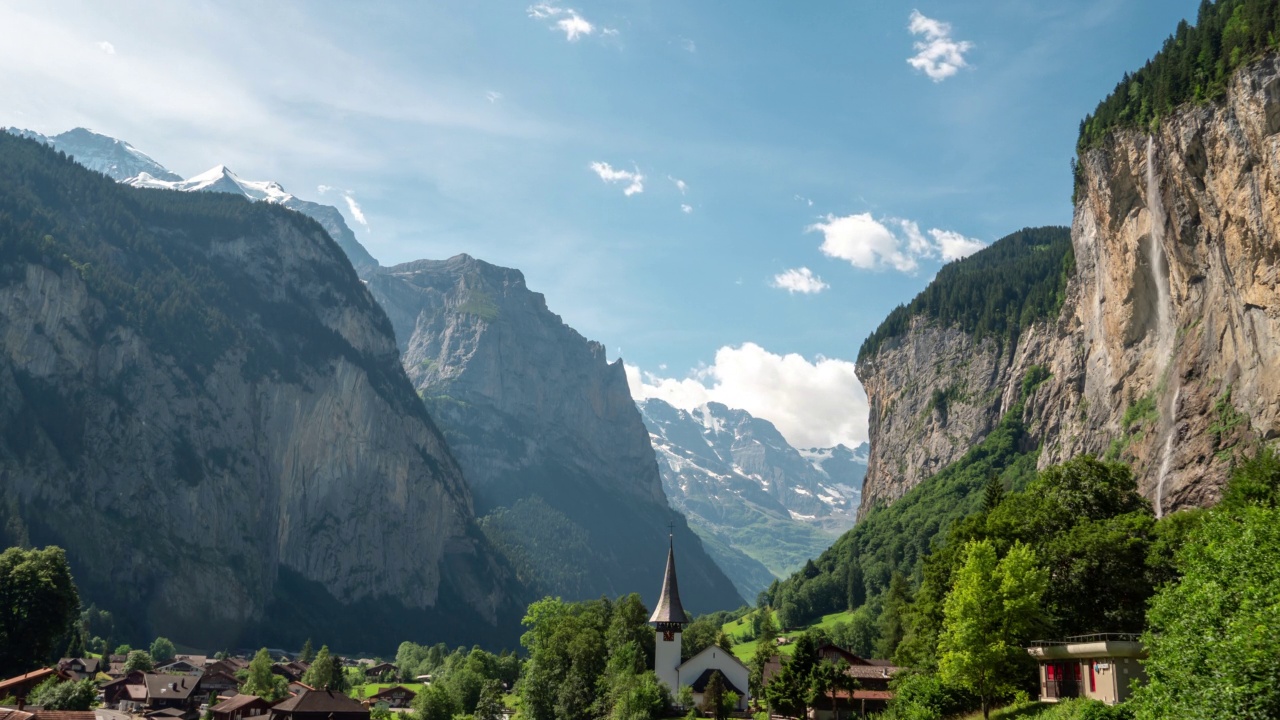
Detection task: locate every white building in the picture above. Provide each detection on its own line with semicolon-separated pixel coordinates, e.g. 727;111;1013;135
649;537;750;712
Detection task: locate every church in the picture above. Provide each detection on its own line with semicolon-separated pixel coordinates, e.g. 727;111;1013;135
650;537;751;712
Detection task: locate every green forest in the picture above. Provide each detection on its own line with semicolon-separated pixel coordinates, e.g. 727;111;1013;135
857;227;1073;363
1078;0;1280;151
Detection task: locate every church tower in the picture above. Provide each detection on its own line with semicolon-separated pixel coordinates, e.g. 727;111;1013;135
649;533;691;695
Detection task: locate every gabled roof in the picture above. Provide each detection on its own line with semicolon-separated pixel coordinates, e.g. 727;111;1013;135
845;664;904;680
0;669;61;694
688;669;743;697
648;541;690;625
677;645;749;674
367;687;415;700
210;695;267;714
270;690;366;715
144;674;199;701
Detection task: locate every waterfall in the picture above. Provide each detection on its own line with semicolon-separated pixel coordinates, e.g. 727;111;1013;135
1147;137;1178;518
1155;386;1180;519
1146;137;1174;364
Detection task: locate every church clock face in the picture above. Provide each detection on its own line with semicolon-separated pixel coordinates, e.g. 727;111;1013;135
663;630;675;641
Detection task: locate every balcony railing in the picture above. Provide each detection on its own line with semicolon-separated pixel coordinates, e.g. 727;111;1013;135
1029;633;1142;647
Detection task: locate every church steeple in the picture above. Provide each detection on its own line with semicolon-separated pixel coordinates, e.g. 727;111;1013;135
649;534;691;628
651;529;689;696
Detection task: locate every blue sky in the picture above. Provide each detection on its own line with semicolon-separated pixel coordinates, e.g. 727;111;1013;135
0;0;1200;448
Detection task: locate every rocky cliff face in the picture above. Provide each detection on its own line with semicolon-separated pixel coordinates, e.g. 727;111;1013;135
640;398;864;600
0;135;516;652
364;255;744;612
859;56;1280;518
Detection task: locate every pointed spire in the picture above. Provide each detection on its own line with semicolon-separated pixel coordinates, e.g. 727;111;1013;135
649;531;690;625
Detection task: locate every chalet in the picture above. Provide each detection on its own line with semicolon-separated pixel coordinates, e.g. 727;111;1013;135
1026;634;1147;706
144;674;201;711
362;664;396;681
760;646;903;719
155;661;203;677
269;690;368;720
0;669;65;704
55;659;100;681
174;656;208;669
365;687;416;709
102;671;147;708
208;659;248;675
198;671;240;697
210;694;273;720
285;682;314;698
649;538;750;712
106;656;128;679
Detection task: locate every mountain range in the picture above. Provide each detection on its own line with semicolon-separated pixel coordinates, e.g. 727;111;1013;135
2;125;758;639
639;398;865;600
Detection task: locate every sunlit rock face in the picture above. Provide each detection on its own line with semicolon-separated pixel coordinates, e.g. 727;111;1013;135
859;56;1280;518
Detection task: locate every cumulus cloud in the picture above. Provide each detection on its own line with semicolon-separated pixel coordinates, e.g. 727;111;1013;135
681;204;693;214
930;228;987;261
527;3;596;41
626;343;868;449
589;161;644;196
96;41;115;55
907;10;972;82
809;213;984;273
669;176;688;195
771;267;829;295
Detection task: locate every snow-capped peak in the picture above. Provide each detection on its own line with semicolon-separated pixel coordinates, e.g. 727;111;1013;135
127;164;296;204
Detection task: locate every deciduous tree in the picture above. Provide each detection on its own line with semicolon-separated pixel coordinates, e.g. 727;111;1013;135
937;540;1046;719
0;546;80;677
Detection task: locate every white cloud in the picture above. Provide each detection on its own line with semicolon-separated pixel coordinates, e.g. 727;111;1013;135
678;37;696;53
602;27;620;37
316;184;333;195
668;175;688;195
96;41;115;55
527;4;595;41
589;161;644;196
794;194;814;207
930;228;986;261
681;204;693;214
771;267;829;294
626;343;868;449
907;10;972;82
342;192;368;227
485;90;503;103
810;212;985;273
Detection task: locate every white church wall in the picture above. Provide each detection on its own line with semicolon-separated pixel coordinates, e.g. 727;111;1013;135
678;646;750;710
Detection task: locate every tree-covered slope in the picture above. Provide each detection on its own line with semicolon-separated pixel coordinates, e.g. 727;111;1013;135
857;227;1073;363
1078;0;1280;151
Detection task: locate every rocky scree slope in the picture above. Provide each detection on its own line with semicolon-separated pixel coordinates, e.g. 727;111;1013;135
363;255;744;612
0;134;518;651
639;398;865;600
858;55;1280;520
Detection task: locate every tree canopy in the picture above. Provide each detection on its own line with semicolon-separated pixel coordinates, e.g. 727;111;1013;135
1078;0;1280;152
858;227;1073;362
0;546;80;677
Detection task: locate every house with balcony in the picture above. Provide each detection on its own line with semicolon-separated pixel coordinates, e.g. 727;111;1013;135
1026;634;1147;706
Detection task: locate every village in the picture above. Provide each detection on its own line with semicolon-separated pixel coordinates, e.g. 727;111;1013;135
0;538;1145;720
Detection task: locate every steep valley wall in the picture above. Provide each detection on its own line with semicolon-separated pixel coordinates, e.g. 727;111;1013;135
860;56;1280;517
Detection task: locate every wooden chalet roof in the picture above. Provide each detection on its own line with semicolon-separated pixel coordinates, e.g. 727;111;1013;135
210;695;266;714
144;674;199;701
0;669;61;694
270;690;367;715
367;687;415;700
647;541;690;625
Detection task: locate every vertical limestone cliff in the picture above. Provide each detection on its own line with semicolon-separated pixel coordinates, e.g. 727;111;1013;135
858;56;1280;518
0;135;518;652
364;255;744;612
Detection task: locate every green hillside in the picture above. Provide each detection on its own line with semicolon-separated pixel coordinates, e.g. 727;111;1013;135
858;227;1073;363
